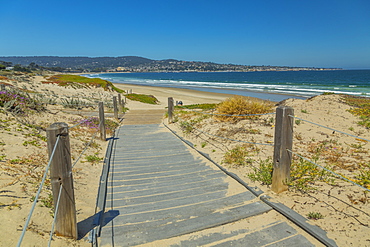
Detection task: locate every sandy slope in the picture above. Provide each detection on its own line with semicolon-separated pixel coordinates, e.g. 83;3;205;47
167;94;370;246
0;74;231;246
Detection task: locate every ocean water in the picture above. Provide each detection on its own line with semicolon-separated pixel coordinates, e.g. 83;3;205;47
86;70;370;102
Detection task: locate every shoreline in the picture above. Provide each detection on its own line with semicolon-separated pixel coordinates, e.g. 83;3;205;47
111;82;236;108
111;82;305;103
84;70;370;100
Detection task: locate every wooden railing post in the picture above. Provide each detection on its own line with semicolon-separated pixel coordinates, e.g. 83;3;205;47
168;97;174;124
113;96;118;119
98;102;106;141
118;94;122;107
46;122;77;239
271;106;294;193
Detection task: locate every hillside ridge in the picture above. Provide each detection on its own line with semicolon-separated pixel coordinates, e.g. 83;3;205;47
0;56;339;72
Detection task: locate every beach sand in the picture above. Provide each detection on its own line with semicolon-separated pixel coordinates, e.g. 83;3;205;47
0;73;369;246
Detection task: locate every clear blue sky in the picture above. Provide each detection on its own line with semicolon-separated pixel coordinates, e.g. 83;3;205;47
1;0;369;69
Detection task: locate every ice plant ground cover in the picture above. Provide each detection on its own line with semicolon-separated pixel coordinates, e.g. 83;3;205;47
0;89;45;114
342;95;370;128
74;116;119;135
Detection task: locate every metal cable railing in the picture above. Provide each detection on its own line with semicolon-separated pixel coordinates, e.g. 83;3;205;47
48;184;63;247
289;115;370;142
68;119;88;130
285;115;370;192
165;116;266;177
177;106;275;117
169;100;370;241
179;120;274;146
17;104;111;246
17;136;61;247
171;104;369;193
72;121;102;168
287;149;370;192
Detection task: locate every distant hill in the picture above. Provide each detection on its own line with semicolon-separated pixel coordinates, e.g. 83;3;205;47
0;56;154;70
0;56;335;72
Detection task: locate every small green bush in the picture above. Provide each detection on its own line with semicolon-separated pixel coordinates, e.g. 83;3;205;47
223;146;250;166
247;158;273;185
85;155;103;164
307;212;324;220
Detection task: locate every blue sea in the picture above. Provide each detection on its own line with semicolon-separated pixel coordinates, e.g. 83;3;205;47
86;70;370;102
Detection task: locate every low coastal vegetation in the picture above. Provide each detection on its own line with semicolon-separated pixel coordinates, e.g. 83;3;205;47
126;93;159;104
75;116;119;136
175;103;217;110
43;74;124;93
341;95;370;128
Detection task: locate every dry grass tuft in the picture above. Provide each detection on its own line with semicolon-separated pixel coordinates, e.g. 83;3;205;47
215;96;274;122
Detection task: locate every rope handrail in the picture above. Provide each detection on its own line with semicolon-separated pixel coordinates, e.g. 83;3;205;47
289;115;370;143
48;184;63;247
178;120;274;146
17;136;61;247
287;149;370;192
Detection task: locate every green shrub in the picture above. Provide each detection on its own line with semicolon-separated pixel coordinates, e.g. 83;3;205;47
85;155;103;164
289;158;334;191
307;212;324;220
247;158;273;185
223;146;251;166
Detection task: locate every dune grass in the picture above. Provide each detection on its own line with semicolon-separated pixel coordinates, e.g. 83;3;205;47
215;95;274;122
